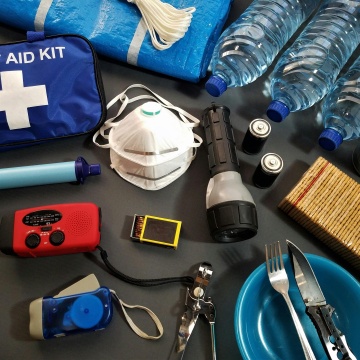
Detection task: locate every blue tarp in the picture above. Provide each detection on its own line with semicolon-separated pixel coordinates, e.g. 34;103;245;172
0;0;232;82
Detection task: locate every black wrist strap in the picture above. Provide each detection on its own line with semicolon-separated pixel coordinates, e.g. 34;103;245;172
97;246;194;287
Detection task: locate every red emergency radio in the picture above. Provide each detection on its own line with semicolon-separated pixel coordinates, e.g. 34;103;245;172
0;203;101;257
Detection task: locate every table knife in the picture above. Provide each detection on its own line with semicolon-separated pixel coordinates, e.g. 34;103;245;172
286;240;356;360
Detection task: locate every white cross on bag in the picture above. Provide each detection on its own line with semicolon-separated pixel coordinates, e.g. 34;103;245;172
0;70;48;130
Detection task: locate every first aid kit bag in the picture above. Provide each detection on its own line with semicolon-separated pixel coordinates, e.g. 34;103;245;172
0;31;106;150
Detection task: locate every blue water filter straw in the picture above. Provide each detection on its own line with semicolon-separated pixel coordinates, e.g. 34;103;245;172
0;157;100;189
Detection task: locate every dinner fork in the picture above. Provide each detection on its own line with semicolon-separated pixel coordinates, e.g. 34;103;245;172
265;241;316;360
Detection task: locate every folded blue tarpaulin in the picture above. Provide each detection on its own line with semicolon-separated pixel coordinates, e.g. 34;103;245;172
0;0;232;82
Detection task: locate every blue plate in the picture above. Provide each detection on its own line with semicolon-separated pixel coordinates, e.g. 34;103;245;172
234;254;360;360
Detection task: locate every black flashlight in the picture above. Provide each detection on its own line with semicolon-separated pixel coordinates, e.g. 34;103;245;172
202;103;258;242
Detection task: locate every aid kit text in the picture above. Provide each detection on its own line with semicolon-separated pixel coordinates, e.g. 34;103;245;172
5;47;66;64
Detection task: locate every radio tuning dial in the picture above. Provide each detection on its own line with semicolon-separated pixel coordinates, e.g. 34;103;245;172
25;233;41;249
50;231;65;246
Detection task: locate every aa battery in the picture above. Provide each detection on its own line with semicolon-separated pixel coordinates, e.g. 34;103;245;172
242;119;271;154
253;153;283;188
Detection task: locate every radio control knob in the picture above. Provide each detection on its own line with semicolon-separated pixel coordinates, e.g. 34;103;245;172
50;231;65;246
25;233;41;249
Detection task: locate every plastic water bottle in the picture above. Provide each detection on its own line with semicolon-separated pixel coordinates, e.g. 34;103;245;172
266;0;360;122
318;55;360;151
205;0;320;97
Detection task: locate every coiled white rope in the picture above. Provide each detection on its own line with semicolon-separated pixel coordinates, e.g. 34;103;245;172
127;0;196;50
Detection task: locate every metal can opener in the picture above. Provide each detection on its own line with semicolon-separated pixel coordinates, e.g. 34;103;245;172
176;262;216;360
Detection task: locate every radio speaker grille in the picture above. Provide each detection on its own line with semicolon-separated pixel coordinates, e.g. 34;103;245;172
65;211;93;236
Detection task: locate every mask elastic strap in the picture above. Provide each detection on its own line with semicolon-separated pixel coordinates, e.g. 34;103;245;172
109;84;200;126
192;133;202;149
93;84;202;148
92;92;131;148
110;289;163;340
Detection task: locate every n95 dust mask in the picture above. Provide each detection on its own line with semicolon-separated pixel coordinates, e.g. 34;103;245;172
93;84;202;190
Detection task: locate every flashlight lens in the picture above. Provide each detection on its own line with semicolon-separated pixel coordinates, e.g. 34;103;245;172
207;201;258;243
215;228;256;242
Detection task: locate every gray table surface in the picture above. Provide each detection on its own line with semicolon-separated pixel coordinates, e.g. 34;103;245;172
0;2;359;359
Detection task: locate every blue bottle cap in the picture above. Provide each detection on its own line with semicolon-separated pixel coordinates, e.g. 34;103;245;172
318;128;343;151
266;100;290;122
205;75;227;97
75;156;101;183
70;294;104;329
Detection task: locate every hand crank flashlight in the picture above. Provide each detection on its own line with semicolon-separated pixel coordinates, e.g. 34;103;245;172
202;104;258;242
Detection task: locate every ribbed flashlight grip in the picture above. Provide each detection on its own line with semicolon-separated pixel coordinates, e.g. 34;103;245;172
202;104;240;177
